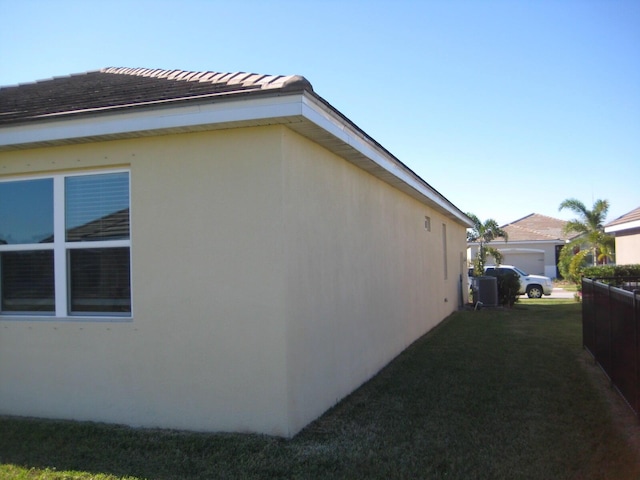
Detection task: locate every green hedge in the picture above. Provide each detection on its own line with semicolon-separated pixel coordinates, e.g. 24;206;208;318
582;264;640;287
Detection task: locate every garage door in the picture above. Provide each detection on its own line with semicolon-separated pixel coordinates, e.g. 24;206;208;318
502;252;544;275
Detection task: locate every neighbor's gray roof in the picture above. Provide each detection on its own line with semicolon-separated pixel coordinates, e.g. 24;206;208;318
39;208;130;243
605;206;640;229
498;213;577;242
0;67;313;125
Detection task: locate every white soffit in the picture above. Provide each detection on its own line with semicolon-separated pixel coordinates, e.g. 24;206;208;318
0;92;471;226
298;95;472;226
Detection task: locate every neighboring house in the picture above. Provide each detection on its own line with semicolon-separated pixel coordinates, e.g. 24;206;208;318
605;206;640;265
0;68;472;437
467;213;578;278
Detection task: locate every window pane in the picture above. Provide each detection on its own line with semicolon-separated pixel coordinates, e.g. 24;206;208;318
0;179;53;244
1;251;55;312
66;172;129;242
69;248;131;314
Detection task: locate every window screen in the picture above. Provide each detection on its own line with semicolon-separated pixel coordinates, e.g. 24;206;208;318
68;248;131;314
1;251;55;312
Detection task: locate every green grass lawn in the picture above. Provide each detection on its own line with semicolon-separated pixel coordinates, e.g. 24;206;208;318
1;299;639;479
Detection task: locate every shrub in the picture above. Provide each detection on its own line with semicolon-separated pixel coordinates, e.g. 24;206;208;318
558;246;589;284
493;271;520;307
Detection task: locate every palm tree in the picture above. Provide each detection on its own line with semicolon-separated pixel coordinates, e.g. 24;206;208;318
558;198;614;268
467;213;508;275
595;232;615;264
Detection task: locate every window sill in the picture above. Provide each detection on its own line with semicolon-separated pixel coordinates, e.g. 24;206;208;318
0;315;133;323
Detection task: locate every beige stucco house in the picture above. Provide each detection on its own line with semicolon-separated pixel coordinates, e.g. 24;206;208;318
0;68;472;437
467;213;578;278
605;207;640;265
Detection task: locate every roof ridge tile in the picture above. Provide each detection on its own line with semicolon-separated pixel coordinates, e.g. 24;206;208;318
1;66;314;126
227;72;251;85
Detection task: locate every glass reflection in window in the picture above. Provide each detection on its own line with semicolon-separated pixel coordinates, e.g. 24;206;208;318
65;172;130;242
0;179;54;244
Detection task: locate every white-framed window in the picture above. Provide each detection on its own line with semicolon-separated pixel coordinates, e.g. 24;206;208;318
0;170;131;319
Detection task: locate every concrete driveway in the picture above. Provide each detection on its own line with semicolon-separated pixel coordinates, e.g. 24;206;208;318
547;288;576;299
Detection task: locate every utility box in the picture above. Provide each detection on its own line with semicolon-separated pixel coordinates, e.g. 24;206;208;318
475;276;498;307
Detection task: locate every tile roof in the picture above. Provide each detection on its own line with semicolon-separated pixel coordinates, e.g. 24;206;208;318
0;67;313;125
605;206;640;229
498;213;576;242
0;67;473;227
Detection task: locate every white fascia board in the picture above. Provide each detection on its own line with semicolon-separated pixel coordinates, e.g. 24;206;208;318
499;240;565;245
299;95;473;227
468;239;568;246
605;219;640;233
495;247;546;254
0;96;305;147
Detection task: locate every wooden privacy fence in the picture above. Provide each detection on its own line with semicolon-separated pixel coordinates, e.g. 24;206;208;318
582;277;640;416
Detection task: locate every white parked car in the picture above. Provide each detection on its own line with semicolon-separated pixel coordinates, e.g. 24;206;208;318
469;265;553;298
484;265;553;298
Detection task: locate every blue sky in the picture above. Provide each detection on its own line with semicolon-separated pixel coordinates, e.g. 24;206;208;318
1;0;638;226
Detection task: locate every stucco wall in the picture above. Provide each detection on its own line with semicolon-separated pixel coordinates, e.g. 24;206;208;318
0;127;291;435
280;129;466;434
615;229;640;265
0;125;468;437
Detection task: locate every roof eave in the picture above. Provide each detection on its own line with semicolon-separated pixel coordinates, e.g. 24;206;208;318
605;219;640;233
0;84;309;128
0;89;472;227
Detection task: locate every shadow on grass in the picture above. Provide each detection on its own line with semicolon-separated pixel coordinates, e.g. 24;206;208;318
2;300;639;479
